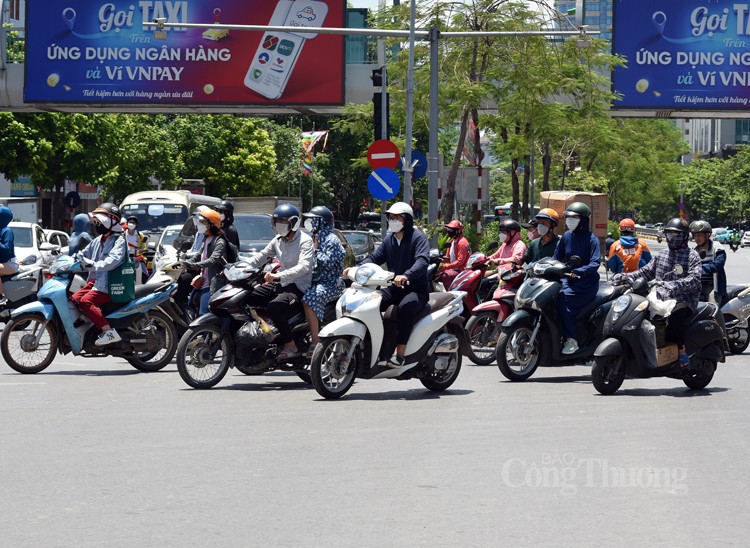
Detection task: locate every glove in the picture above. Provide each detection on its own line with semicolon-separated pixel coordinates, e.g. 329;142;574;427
612;273;625;285
183;261;198;270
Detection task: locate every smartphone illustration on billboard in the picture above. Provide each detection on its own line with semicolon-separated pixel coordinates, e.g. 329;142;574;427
244;0;329;100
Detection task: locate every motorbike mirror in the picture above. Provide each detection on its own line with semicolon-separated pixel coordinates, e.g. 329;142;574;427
147;242;156;251
486;241;499;252
179;239;192;252
632;278;648;292
568;255;582;268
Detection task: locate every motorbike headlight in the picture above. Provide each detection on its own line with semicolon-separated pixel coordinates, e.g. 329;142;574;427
611;295;630;322
354;264;376;285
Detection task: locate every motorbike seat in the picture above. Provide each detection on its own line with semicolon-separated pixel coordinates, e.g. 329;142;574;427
687;301;718;324
575;283;626;320
725;285;747;300
1;274;14;282
98;282;172;315
382;292;454;323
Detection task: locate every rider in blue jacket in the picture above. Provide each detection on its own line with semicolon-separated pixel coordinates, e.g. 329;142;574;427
0;206;18;305
553;202;601;355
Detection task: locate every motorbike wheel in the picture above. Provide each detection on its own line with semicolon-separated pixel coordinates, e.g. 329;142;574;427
420;348;462;392
465;311;500;365
125;309;178;372
683;360;716;390
310;337;357;399
0;313;58;374
496;325;547;381
176;325;232;389
592;355;626;395
725;317;750;354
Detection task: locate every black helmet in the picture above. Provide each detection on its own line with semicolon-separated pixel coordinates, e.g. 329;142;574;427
216;200;234;214
304;205;334;228
272;204;301;234
93;202;121;221
665;218;689;234
126;215;138;224
564;202;591;219
689;220;712;234
499;219;521;233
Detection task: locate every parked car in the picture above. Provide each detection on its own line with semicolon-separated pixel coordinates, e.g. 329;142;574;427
10;222;58;265
714;228;733;244
342;230;382;263
741;231;750;248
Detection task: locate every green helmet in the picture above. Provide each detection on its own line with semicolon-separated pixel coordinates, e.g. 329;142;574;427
564;202;591;219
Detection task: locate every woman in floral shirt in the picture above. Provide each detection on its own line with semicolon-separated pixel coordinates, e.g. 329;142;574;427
302;206;346;355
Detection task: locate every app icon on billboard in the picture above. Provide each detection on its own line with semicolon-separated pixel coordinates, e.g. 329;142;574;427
258;52;270;64
278;39;295;56
297;7;316;21
263;35;279;50
252;69;263;80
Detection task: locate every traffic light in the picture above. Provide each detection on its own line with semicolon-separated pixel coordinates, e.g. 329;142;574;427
373;92;390;141
371;67;384;87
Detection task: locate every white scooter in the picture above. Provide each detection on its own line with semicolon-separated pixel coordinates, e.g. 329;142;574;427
309;263;469;399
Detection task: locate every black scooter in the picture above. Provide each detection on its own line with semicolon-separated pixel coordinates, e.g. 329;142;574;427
495;256;626;381
592;275;725;395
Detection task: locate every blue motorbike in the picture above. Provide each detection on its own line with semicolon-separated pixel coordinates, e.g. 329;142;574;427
0;256;182;373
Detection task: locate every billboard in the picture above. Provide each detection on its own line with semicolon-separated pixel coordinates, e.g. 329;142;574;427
24;0;345;105
612;0;750;111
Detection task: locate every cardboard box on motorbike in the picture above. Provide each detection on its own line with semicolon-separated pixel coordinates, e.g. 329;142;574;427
540;191;609;239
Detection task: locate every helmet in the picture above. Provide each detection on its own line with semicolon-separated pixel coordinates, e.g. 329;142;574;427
304;205;334;228
689;220;712;234
665;218;689;234
535;208;560;226
198;209;222;228
90;202;123;232
499;219;521;233
385;202;414;218
444;220;463;231
126;215;138;224
272;204;301;233
93;202;121;222
564;202;591;219
619;218;636;233
215;200;234;214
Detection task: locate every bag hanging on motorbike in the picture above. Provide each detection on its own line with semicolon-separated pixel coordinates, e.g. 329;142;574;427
108;257;136;303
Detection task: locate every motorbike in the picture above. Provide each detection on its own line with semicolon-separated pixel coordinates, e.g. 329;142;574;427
309;263;469;400
720;283;750;354
592;273;725;394
427;248;445;292
446;252;492;319
0;256;180;373
175;259;336;389
495;256;626;381
729;232;741;252
464;264;525;365
0;255;45;323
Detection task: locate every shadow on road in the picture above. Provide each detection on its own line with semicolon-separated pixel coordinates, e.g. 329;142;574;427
33;369;143;377
521;374;592;384
313;388;474;401
598;386;730;397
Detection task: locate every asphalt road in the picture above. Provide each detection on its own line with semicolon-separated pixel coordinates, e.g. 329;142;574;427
0;240;749;547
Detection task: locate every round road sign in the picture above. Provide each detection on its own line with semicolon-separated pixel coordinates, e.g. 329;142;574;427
367;139;400;170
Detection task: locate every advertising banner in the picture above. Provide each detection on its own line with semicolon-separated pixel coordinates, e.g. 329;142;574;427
612;0;750;110
24;0;345;105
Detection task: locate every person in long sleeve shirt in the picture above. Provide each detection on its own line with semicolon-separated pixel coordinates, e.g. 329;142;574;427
344;202;429;368
438;220;470;288
553;202;601;355
480;219;527;297
243;204;314;359
620;218;701;368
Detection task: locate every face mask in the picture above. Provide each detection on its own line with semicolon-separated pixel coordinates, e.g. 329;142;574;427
388;220;403;233
196;223;209;235
127;223;136;231
219;213;226;221
666;232;687;250
274;222;290;237
566;217;580;231
498;232;508;243
94;223;109;235
304;219;315;233
537;224;549;236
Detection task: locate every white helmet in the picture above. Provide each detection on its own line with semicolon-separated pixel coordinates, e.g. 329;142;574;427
385;202;413;217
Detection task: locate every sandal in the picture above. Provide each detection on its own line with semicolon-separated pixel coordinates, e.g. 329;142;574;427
277;348;301;361
678;353;690;368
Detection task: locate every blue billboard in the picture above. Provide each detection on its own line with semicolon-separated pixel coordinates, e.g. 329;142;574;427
613;0;750;110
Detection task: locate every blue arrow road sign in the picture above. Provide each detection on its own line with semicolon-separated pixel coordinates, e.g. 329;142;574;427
368;168;401;201
397;150;428;179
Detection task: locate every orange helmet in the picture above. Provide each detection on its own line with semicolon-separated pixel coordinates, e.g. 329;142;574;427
619;218;636;232
535;208;560;226
198;209;222;228
444;220;463;231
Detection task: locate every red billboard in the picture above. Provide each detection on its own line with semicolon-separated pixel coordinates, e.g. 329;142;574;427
24;0;345;106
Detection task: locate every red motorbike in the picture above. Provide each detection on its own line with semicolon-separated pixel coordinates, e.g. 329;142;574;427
464;264;525;365
446;252;493;317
